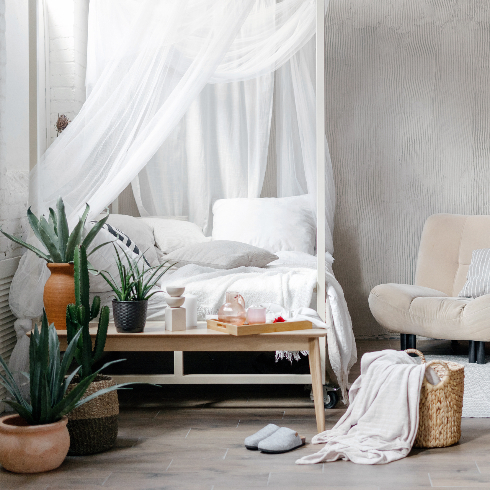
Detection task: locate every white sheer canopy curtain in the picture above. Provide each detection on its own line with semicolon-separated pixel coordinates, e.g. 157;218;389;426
10;0;334;319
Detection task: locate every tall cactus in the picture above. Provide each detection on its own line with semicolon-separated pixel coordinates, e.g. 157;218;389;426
66;244;110;379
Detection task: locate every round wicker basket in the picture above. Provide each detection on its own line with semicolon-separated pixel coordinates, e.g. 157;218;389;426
66;374;119;455
406;349;464;448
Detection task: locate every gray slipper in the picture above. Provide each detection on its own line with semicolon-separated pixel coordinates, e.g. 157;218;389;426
258;427;306;454
244;424;280;450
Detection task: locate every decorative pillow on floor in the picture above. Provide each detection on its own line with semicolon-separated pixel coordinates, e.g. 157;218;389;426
165;240;278;269
88;221;151;292
459;248;490;298
140;217;210;254
211;195;316;255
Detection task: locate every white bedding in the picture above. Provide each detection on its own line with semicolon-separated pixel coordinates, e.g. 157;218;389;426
159;250;357;401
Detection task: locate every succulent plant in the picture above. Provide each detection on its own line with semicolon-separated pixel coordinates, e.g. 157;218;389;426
0;196;109;263
66;244;111;379
99;244;174;302
0;311;121;426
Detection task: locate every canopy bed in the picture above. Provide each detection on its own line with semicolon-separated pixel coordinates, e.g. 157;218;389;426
8;0;356;403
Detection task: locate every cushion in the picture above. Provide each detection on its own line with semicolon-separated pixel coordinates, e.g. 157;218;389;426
165;240;278;269
107;214;158;266
211;195;316;254
140;217;210;254
368;283;475;339
458;249;490;298
87;222;150;292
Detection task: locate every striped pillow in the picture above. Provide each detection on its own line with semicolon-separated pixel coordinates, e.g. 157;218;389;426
459;249;490;298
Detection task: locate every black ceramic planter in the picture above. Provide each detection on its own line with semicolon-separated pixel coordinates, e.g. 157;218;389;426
112;299;148;333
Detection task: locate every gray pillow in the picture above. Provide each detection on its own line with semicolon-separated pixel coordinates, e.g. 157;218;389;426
165;240;278;269
459;248;490;298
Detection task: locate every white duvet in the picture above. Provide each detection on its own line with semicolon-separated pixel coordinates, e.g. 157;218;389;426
157;251;357;402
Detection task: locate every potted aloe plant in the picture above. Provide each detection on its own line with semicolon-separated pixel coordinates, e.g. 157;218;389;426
0;312;121;473
99;245;173;333
65;244;128;455
0;197;108;329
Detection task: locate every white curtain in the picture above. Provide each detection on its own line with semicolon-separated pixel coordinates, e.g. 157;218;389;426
10;0;333;319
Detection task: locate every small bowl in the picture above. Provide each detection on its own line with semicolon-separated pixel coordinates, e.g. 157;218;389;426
166;296;185;308
166;286;185;297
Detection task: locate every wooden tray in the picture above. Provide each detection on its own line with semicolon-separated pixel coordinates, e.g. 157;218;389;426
207;319;312;336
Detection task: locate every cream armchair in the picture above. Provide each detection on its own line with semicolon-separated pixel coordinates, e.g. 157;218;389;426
369;214;490;364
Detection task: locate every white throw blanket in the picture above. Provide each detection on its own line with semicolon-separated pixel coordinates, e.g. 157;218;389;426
296;350;427;465
160;251;357;403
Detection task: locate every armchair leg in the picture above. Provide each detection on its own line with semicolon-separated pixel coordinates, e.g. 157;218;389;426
407;334;416;350
400;334;407;351
469;341;477;363
477;341;486;364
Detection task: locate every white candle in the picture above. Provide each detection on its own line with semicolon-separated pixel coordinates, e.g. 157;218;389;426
183;294;198;328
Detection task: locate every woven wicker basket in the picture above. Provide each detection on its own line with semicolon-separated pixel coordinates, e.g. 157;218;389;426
66;374;119;455
406;349;464;448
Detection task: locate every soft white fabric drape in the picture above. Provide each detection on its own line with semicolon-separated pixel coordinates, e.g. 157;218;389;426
10;0;334;319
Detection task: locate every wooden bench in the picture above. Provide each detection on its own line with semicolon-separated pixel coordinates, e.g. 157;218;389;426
57;322;328;433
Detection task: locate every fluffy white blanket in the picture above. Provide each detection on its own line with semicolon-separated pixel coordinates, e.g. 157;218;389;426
160;251;357;402
296;350;427;465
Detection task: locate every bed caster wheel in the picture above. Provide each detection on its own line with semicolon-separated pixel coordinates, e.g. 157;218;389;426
324;390;338;409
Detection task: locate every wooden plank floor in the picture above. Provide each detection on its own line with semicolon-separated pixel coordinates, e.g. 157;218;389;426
2;339;490;489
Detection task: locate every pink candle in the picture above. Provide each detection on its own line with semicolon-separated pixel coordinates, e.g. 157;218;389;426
247;307;266;325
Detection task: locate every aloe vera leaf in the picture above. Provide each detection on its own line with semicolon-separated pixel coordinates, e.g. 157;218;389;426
65;219;84;263
39;218;63;263
0;229;51;262
27;207;45;244
56;197;70;261
48;208;58;236
3;401;35;425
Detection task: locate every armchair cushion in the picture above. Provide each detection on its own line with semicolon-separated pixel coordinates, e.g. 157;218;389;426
369;283;477;339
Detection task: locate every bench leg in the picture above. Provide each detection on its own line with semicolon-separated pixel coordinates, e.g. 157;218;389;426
309;337;325;434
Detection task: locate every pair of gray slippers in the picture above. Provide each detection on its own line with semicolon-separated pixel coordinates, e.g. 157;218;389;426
244;424;306;454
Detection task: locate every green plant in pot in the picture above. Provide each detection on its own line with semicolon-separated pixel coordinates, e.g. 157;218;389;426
0;312;121;473
99;245;173;333
0;197;108;329
65;243;129;455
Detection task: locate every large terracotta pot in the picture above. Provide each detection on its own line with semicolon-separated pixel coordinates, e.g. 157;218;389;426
0;414;70;473
44;263;75;330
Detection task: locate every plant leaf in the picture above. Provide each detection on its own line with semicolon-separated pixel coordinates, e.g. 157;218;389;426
27;207;45;245
0;228;51;262
39;218;63;263
81;214;109;251
56;197;70;262
65;219;84;263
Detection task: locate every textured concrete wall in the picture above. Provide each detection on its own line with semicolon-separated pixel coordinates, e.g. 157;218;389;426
327;0;490;337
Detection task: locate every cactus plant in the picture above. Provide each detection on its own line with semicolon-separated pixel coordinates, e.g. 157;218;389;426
0;197;109;263
66;244;110;379
0;311;120;426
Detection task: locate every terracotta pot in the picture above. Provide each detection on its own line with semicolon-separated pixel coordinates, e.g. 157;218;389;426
44;263;75;330
0;415;70;473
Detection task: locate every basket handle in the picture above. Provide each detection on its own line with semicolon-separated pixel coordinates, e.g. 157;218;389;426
426;360;450;380
405;348;426;363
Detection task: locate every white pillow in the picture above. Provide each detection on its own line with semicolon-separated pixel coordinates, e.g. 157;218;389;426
141;217;210;254
212;195;316;255
459;249;490;298
107;214;158;266
165;240;278;269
